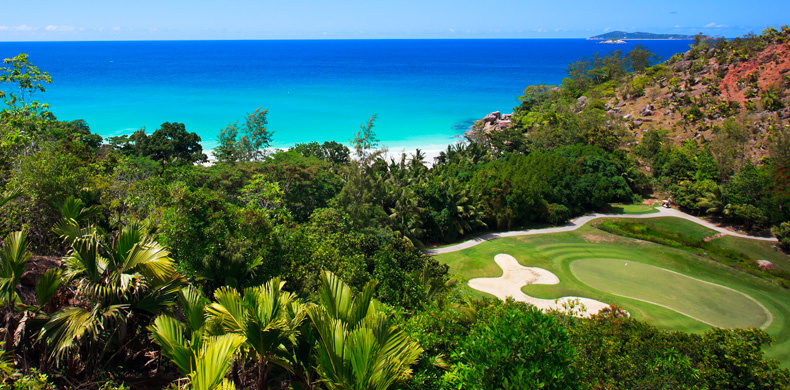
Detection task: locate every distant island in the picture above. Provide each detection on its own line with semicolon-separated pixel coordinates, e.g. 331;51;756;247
588;31;697;40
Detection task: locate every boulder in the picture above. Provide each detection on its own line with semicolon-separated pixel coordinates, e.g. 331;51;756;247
481;111;501;125
20;271;36;287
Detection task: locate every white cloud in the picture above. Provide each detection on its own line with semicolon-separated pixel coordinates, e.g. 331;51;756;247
449;28;455;33
45;25;76;32
675;25;681;28
112;27;121;31
604;27;612;32
704;22;716;28
0;24;37;32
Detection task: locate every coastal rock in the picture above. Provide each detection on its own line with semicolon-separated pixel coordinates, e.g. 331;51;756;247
478;111;514;131
623;114;632;120
482;111;501;124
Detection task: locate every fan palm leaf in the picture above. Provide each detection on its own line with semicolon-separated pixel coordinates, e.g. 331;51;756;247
39;304;127;364
309;271;422;390
190;334;245;390
0;230;31;307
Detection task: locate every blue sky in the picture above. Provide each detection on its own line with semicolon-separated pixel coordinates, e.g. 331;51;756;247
1;0;788;41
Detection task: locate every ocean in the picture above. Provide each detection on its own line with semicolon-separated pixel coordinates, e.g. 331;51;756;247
0;39;692;153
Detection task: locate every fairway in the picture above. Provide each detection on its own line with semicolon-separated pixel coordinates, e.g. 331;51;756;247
433;216;790;365
570;259;771;329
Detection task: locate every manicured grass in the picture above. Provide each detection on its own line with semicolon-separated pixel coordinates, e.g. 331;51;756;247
571;259;769;329
604;216;719;241
605;203;660;215
714;235;790;273
433;217;790;366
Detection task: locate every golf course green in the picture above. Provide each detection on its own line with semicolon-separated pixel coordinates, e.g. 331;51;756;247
570;258;770;329
433;216;790;365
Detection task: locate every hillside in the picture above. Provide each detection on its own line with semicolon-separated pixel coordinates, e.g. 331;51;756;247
589;31;697;40
608;30;790;161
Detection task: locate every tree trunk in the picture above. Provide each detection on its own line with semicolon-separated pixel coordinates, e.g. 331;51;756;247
258;359;268;390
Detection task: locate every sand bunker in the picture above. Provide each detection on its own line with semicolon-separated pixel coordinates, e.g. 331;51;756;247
468;254;611;317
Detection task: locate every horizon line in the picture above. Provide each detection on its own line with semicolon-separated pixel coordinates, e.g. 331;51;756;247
0;36;704;43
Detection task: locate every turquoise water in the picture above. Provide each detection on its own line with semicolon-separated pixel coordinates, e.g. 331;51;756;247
0;39;692;152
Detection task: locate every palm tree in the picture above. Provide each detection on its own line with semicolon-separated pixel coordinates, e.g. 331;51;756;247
696;185;726;216
206;277;306;390
150;314;245;390
436;178;486;240
149;285;246;390
0;189;22;209
0;231;31;308
386;187;425;248
308;271;422;390
39;221;184;371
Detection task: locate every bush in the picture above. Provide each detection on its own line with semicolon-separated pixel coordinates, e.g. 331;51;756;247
443;301;580;390
773;222;790;250
545;203;572;225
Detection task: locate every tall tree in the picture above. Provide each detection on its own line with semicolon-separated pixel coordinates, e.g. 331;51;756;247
0;53;54;137
215;107;272;162
135;122;208;166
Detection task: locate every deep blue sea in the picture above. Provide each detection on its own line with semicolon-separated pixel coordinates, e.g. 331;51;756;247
0;39;692;153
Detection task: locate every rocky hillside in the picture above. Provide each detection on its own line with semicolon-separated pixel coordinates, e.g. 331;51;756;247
477;27;790;163
611;28;790;161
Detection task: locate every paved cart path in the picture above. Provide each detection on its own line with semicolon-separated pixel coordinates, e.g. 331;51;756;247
425;207;777;255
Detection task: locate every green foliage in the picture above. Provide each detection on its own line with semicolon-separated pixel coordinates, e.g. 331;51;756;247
443;301;579;390
773;222;790;251
671;179;718;211
156;184;275;289
40;222;184;371
0;53;54;144
214;107;273;163
143;122;207;165
112;122;207;167
207;278;306;389
760;85;785;111
627;44;661;72
0;230;30;307
571;311;790;390
625;75;649;97
685;104;704;122
1;369;55;390
290;140;351;166
3;142;90;249
255;151;344;222
307;271;422;390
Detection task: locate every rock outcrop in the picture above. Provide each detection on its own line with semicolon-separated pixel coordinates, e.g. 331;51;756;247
477;111;513;132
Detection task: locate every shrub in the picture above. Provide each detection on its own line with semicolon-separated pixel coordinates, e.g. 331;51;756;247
443;301;580;390
773;222;790;250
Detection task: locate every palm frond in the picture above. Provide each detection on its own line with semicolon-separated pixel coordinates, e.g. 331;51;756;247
35;268;62;307
189;334;245;390
179;285;209;333
0;230;31;306
149;315;194;376
39;304;128;364
0;189;23;209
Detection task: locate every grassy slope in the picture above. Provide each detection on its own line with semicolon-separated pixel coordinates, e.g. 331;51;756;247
713;235;790;272
434;217;790;365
